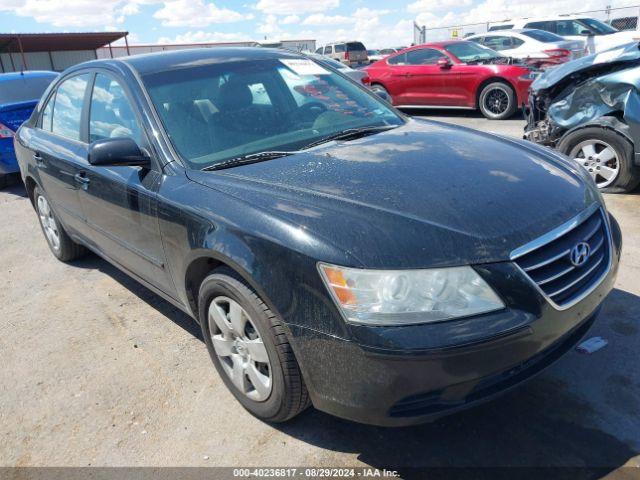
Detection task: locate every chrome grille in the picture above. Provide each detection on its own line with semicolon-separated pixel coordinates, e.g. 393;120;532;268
511;206;611;309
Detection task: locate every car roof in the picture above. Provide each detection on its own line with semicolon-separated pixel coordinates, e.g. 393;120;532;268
0;70;58;82
492;15;584;25
84;47;308;76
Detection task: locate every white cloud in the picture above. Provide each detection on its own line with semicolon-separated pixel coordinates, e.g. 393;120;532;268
281;14;300;24
153;0;251;27
0;0;147;27
407;0;472;14
157;30;249;44
254;0;339;16
302;14;352;26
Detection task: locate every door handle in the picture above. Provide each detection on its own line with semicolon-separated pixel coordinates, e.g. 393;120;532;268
33;153;44;165
74;172;90;189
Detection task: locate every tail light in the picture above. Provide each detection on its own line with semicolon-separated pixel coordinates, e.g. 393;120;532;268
0;122;14;138
362;75;371;85
344;51;350;61
543;48;571;58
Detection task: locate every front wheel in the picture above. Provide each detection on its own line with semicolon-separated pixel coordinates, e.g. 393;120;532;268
199;268;310;422
478;82;516;120
558;127;640;193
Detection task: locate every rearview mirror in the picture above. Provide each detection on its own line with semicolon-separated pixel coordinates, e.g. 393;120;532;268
437;58;452;69
88;137;150;167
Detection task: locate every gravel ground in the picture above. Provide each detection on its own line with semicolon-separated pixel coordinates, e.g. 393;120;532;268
1;112;639;475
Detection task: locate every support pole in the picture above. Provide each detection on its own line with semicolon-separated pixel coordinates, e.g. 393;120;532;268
108;42;113;58
16;34;27;71
124;34;130;56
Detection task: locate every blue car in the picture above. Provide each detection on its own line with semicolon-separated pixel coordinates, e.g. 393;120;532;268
0;71;58;188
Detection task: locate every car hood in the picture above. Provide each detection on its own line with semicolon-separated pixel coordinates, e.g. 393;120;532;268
532;41;640;91
187;119;599;268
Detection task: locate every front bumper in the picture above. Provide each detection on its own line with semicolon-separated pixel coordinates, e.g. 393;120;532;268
291;214;621;427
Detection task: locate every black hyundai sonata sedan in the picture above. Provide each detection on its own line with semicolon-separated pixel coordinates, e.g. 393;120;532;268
15;48;621;426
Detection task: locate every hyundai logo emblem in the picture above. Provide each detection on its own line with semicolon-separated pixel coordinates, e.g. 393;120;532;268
570;242;591;267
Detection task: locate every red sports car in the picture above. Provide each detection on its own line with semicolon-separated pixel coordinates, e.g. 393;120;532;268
365;41;536;120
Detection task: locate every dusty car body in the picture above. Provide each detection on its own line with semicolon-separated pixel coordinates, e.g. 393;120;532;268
525;42;640;192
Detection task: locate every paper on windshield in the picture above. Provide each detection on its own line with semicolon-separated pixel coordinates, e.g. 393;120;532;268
280;59;330;76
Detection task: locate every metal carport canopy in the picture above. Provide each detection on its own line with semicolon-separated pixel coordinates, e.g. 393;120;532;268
0;32;128;53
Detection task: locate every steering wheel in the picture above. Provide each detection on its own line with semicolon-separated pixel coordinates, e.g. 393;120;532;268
298;101;328;117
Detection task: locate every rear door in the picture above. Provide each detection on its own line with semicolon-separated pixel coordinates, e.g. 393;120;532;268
79;72;173;292
29;73;92;233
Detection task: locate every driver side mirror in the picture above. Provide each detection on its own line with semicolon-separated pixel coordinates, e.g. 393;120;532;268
580;29;594;36
88;137;150;167
437;58;452;69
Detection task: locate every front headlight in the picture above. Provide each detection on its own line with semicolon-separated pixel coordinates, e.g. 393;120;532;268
519;72;538;81
318;263;505;326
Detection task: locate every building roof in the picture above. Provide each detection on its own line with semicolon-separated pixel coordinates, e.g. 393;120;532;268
0;32;128;53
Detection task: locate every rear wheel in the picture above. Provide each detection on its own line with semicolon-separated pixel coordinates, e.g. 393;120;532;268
370;84;391;103
199;268;310;422
34;186;87;261
559;127;640;193
478;82;517;120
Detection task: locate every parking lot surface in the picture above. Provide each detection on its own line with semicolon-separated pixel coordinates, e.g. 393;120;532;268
1;112;639;474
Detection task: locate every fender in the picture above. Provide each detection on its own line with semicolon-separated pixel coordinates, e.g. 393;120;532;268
558;116;640;166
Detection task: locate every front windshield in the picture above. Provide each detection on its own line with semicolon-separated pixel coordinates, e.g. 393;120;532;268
143;57;403;169
444;42;505;62
579;18;618;34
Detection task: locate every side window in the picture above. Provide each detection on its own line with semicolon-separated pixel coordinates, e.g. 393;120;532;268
41;93;55;132
325;46;333;54
248;82;272;105
89;74;142;144
405;48;446;65
483;36;512;51
511;37;525;48
469;37;484;45
525;21;555;33
335;44;345;53
315;47;323;54
555;20;587;36
51;74;90;141
388;53;407;65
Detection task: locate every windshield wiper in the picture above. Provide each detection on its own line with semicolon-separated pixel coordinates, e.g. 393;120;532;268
301;125;397;150
203;151;299;171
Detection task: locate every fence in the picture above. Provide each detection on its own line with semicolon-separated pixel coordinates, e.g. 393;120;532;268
414;4;640;43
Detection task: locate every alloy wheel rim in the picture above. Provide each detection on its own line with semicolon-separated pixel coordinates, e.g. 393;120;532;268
485;88;509;115
569;140;620;188
208;296;272;402
37;195;61;251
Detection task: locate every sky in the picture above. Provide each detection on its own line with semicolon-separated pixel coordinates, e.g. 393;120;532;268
0;0;629;48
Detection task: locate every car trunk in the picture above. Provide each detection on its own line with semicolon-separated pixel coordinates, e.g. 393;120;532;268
0;100;38;133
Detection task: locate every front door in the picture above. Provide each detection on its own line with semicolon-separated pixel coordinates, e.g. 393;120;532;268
79;72;174;293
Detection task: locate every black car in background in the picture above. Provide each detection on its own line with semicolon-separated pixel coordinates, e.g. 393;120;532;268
15;48;621;426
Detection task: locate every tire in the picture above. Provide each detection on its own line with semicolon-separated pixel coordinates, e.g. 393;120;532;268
198;268;310;423
478;81;517;120
370;83;392;103
0;174;6;190
558;127;640;194
33;186;87;261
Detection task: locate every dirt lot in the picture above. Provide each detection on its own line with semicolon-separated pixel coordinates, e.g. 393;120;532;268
1;112;639;474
